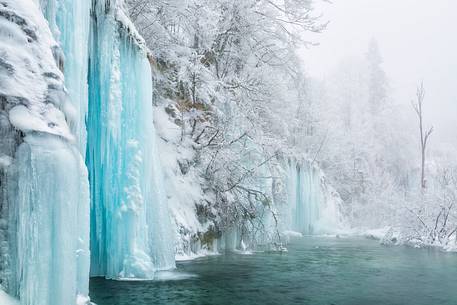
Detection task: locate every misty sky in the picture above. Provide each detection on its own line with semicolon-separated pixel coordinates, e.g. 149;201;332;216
302;0;457;147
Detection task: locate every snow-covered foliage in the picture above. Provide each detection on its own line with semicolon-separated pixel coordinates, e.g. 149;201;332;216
134;0;456;253
125;0;346;255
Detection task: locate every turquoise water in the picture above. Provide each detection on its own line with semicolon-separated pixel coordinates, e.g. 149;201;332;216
90;237;457;305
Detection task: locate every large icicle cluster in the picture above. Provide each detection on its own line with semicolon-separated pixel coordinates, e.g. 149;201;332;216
0;1;90;305
86;0;175;279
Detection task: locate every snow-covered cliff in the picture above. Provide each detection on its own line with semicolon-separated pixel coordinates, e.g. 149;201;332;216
154;103;347;258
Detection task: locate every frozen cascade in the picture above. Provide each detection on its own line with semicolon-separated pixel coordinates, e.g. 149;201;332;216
0;0;90;304
285;160;321;234
1;0;176;302
283;159;343;235
86;1;175;279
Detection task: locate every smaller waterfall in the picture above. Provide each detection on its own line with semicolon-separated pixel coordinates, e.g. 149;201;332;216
286;160;321;234
216;144;279;253
284;159;343;235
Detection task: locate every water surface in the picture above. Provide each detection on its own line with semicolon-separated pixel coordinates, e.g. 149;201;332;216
90;237;457;305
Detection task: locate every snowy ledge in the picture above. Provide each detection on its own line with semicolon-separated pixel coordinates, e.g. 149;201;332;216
114;6;152;57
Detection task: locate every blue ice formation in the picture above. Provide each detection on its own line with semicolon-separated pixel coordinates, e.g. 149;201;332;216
0;0;174;304
86;1;175;279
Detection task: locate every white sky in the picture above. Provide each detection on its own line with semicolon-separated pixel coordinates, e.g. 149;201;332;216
302;0;457;146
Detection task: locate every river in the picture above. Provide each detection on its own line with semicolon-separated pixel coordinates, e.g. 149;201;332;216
90;237;457;305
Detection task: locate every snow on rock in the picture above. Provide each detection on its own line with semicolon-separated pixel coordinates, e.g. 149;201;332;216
282;230;304;239
76;294;91;305
154;105;210;258
443;240;457;252
363;227;392;240
9;104;74;140
0;0;75;141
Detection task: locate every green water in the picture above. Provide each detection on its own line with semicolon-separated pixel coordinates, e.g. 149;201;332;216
90;237;457;305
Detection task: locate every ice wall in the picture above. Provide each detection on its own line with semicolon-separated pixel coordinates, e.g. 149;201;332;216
0;1;90;305
86;1;175;279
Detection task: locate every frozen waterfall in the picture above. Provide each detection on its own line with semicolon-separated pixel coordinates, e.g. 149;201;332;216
283;159;343;235
1;0;175;304
86;1;175;279
11;135;90;305
285;160;321;234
